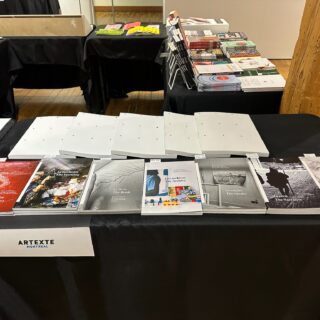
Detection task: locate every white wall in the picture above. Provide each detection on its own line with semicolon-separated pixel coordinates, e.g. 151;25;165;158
94;0;162;6
164;0;306;59
59;0;95;24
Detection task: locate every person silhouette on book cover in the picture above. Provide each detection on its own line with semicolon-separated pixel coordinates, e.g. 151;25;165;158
266;167;290;196
146;170;161;197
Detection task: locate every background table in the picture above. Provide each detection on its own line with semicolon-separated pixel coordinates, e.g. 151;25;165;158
84;24;167;114
10;35;89;89
0;114;319;320
164;71;283;114
0;0;60;14
0;39;22;118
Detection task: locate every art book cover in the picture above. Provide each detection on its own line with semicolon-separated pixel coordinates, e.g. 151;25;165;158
14;158;93;211
80;159;145;213
0;161;39;213
300;156;320;188
142;161;204;215
197;158;266;213
251;157;320;212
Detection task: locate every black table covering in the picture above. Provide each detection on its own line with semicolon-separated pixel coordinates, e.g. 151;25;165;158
84;24;167;113
0;39;22;117
9;36;89;90
0;115;320;319
0;0;60;15
164;70;283;114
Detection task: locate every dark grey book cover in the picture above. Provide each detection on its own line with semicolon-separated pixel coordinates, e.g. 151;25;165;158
255;157;320;210
197;158;266;213
81;159;144;213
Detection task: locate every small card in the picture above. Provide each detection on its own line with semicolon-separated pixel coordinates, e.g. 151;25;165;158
0;227;94;257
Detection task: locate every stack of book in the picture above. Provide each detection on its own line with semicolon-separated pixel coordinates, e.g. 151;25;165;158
186;36;220;50
6;112;270;159
196;74;241;92
221;40;260;58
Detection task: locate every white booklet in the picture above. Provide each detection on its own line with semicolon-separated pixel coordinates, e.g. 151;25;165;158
240;74;286;92
195;112;269;157
164;112;202;157
141;161;204;215
9;116;76;160
59;112;125;159
231;57;276;70
111;113;177;159
194;63;243;75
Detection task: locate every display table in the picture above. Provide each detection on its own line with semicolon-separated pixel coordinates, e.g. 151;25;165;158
0;115;319;319
9;35;90;90
0;0;60;14
164;70;283;114
84;24;167;113
0;39;22;117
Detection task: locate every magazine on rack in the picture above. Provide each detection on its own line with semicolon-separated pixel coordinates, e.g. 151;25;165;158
249;157;320;214
141;161;204;215
14;158;93;214
197;158;266;213
79;159;145;214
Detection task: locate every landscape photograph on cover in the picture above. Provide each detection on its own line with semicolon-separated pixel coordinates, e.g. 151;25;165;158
256;157;320;209
144;162;202;209
84;160;144;212
198;158;265;209
300;157;320;188
16;158;92;210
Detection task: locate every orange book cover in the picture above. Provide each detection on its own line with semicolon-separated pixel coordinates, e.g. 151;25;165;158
0;161;39;213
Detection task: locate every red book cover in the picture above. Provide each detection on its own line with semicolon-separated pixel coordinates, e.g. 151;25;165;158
0;161;39;213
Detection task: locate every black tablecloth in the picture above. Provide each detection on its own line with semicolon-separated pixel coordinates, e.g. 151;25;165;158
0;0;60;14
9;35;89;89
0;39;22;117
164;70;283;114
0;115;320;320
84;24;167;113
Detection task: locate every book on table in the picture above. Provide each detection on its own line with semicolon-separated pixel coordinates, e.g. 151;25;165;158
249;157;320;214
79;159;145;214
8;116;75;160
0;161;39;215
164;112;202;157
141;161;204;215
111;113;177;159
300;156;320;188
197;158;266;214
59;112;125;159
194;112;269;157
13;158;93;215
